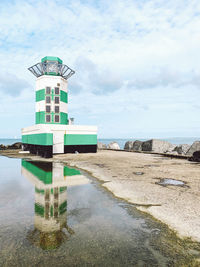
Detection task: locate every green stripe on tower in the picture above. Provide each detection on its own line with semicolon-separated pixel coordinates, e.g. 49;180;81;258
35;89;67;103
22;133;53;145
36;111;45;123
35;111;68;124
60;90;68;103
64;134;97;145
60;112;68;124
36;89;45;102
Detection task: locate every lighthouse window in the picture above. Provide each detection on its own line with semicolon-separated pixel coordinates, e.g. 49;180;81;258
46;87;51;94
55;87;59;94
55;115;60;123
55;106;59;113
46;115;51;123
46;105;51;113
46;96;51;103
55;96;59;104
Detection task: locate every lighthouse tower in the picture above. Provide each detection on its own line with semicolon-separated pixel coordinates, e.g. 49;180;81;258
22;56;97;158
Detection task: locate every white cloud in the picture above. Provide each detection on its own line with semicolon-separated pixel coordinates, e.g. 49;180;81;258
0;73;30;96
0;0;200;137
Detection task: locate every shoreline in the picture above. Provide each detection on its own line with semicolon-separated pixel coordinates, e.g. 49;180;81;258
1;149;200;243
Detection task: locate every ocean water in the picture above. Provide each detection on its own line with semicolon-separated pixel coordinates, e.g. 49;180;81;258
1;137;200;149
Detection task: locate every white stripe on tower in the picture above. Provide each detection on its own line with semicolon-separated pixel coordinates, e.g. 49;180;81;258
36;76;68;92
35;100;68;113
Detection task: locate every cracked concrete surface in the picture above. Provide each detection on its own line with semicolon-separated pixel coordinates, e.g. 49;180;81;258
54;150;200;242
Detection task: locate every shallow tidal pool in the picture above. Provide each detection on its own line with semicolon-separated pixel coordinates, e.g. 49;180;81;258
0;156;199;266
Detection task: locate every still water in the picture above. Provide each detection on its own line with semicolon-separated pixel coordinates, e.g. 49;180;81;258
0;156;199;266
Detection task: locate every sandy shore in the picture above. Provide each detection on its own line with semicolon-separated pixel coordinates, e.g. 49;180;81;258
1;149;200;243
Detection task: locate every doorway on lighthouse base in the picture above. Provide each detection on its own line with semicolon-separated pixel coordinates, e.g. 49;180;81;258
53;131;64;154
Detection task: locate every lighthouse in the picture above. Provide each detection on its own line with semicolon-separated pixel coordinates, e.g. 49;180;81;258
22;56;97;158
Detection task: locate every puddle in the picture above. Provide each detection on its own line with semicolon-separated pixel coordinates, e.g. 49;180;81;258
0;156;199;266
133;172;144;175
156;178;187;187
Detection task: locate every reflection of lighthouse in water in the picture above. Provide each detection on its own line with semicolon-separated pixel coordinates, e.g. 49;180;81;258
21;160;89;250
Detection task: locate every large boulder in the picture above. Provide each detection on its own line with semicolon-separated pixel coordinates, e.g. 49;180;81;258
108;142;120;150
186;141;200;156
9;142;22;149
97;142;107;149
142;139;175;153
0;144;6;150
173;144;190;155
13;142;22;149
124;140;143;151
189;151;200;162
124;141;134;151
132;140;143;151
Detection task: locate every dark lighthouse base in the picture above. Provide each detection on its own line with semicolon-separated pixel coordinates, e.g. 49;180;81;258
22;144;97;158
64;145;97;153
23;144;53;158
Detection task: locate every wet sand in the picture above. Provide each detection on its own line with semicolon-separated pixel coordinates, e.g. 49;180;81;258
1;149;200;243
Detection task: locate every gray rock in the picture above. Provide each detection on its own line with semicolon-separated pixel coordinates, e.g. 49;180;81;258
186;141;200;156
0;144;6;150
6;142;22;149
142;139;175;153
189;151;200;162
10;142;22;149
124;140;143;151
108;142;120;150
132;140;143;151
173;144;190;155
97;142;107;149
165;144;176;153
124;141;134;151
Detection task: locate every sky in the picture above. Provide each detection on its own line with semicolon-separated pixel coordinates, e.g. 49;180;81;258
1;0;200;138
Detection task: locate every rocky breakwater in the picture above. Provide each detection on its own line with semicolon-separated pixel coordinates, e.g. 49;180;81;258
0;142;22;150
124;139;200;161
124;139;176;154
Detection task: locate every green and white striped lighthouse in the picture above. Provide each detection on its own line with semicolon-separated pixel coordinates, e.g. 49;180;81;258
22;56;97;158
34;56;70;125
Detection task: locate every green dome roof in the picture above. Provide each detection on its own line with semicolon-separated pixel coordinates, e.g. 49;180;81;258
41;56;63;64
